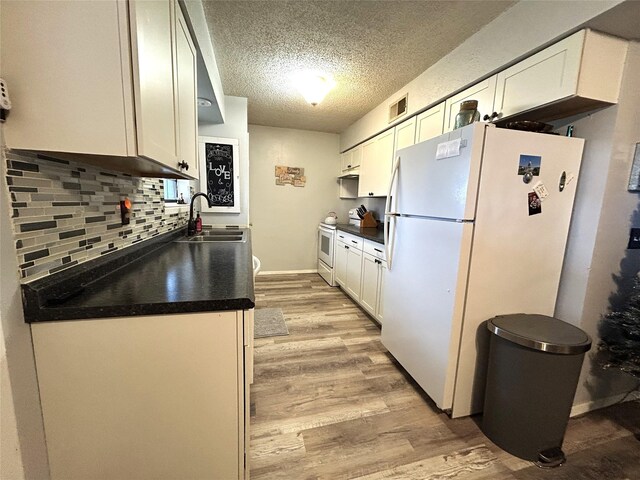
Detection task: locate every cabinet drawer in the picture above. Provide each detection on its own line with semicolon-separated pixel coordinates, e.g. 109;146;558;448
363;239;386;260
336;232;363;250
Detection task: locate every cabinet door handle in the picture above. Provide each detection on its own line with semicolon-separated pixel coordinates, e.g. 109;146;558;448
177;161;189;170
374;248;382;253
351;240;358;244
345;245;349;249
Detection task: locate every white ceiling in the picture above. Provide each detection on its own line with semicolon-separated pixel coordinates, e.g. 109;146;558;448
202;0;516;133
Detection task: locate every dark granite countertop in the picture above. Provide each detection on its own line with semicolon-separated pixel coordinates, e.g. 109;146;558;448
22;228;255;323
336;224;385;244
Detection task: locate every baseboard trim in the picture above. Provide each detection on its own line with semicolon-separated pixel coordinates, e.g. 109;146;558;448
570;390;640;417
258;269;318;275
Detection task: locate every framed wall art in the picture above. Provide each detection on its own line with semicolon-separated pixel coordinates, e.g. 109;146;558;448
198;136;240;213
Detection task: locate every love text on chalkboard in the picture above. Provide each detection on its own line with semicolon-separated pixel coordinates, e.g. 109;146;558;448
204;142;235;207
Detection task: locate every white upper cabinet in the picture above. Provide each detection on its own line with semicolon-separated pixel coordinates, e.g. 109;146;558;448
393;116;416;157
341;151;353;172
1;1;135;157
129;0;179;168
175;4;199;179
351;145;363;170
493;29;627;122
358;129;395;197
357;137;377;196
341;144;362;173
1;0;198;178
415;102;445;143
345;28;627;148
443;76;497;132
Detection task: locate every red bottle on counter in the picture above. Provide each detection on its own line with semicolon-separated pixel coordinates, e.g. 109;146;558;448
195;213;202;233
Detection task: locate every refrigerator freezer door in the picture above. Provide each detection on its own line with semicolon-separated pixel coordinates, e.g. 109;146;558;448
393;123;486;220
381;216;474;411
450;128;585;418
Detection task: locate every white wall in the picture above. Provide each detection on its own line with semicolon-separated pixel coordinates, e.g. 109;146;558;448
556;41;640;415
0;131;50;479
249;125;355;272
340;0;623;150
198;96;250;226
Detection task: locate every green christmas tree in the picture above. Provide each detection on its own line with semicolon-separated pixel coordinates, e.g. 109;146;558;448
599;273;640;378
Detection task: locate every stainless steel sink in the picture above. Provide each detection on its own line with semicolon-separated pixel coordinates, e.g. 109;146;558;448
202;230;242;236
189;235;244;242
176;230;246;243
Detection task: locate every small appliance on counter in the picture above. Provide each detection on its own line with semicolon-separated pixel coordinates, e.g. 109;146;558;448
324;211;337;225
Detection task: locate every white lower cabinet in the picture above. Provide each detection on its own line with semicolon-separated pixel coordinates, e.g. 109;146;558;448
31;310;250;480
335;233;386;323
375;261;387;323
361;251;387;323
360;253;380;315
335;240;348;287
336;238;363;301
345;247;363;301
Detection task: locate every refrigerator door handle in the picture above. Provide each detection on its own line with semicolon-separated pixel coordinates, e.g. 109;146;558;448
385;156;401;270
385;215;397;270
384;156;401;217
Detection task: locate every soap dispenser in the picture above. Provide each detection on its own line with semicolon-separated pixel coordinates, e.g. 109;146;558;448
195;212;202;233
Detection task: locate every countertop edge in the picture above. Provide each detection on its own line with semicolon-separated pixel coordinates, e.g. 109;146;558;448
335;224;385;244
27;298;256;323
22;228;256;323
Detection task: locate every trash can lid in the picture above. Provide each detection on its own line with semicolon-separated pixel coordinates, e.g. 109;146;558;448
487;314;591;354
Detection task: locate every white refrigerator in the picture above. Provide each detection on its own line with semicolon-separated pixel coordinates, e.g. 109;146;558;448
382;123;584;418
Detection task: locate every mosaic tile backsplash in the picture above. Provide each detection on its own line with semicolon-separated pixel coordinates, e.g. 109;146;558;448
4;148;189;282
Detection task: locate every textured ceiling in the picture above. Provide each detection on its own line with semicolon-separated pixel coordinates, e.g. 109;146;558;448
202;0;515;133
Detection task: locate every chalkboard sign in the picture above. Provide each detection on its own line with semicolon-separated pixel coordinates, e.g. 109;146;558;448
198;136;240;213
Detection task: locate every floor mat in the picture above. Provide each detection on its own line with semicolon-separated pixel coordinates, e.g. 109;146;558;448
254;308;289;338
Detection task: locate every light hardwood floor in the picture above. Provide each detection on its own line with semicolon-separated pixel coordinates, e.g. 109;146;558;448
250;273;640;480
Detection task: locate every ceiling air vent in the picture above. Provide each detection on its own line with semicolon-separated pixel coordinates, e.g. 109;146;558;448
389;94;408;123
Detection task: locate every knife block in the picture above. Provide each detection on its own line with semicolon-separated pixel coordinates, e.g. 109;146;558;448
360;211;378;228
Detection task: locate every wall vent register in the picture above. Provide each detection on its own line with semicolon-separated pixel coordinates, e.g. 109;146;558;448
389;94;408;123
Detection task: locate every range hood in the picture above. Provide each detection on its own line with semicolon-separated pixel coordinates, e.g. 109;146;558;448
338;169;359;179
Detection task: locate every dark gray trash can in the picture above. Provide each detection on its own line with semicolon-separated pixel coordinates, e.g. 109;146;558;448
481;314;591;467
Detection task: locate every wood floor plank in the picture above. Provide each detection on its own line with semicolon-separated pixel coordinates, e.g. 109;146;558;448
250;273;640;480
512;436;640;480
250;432;306;470
351;444;508;480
